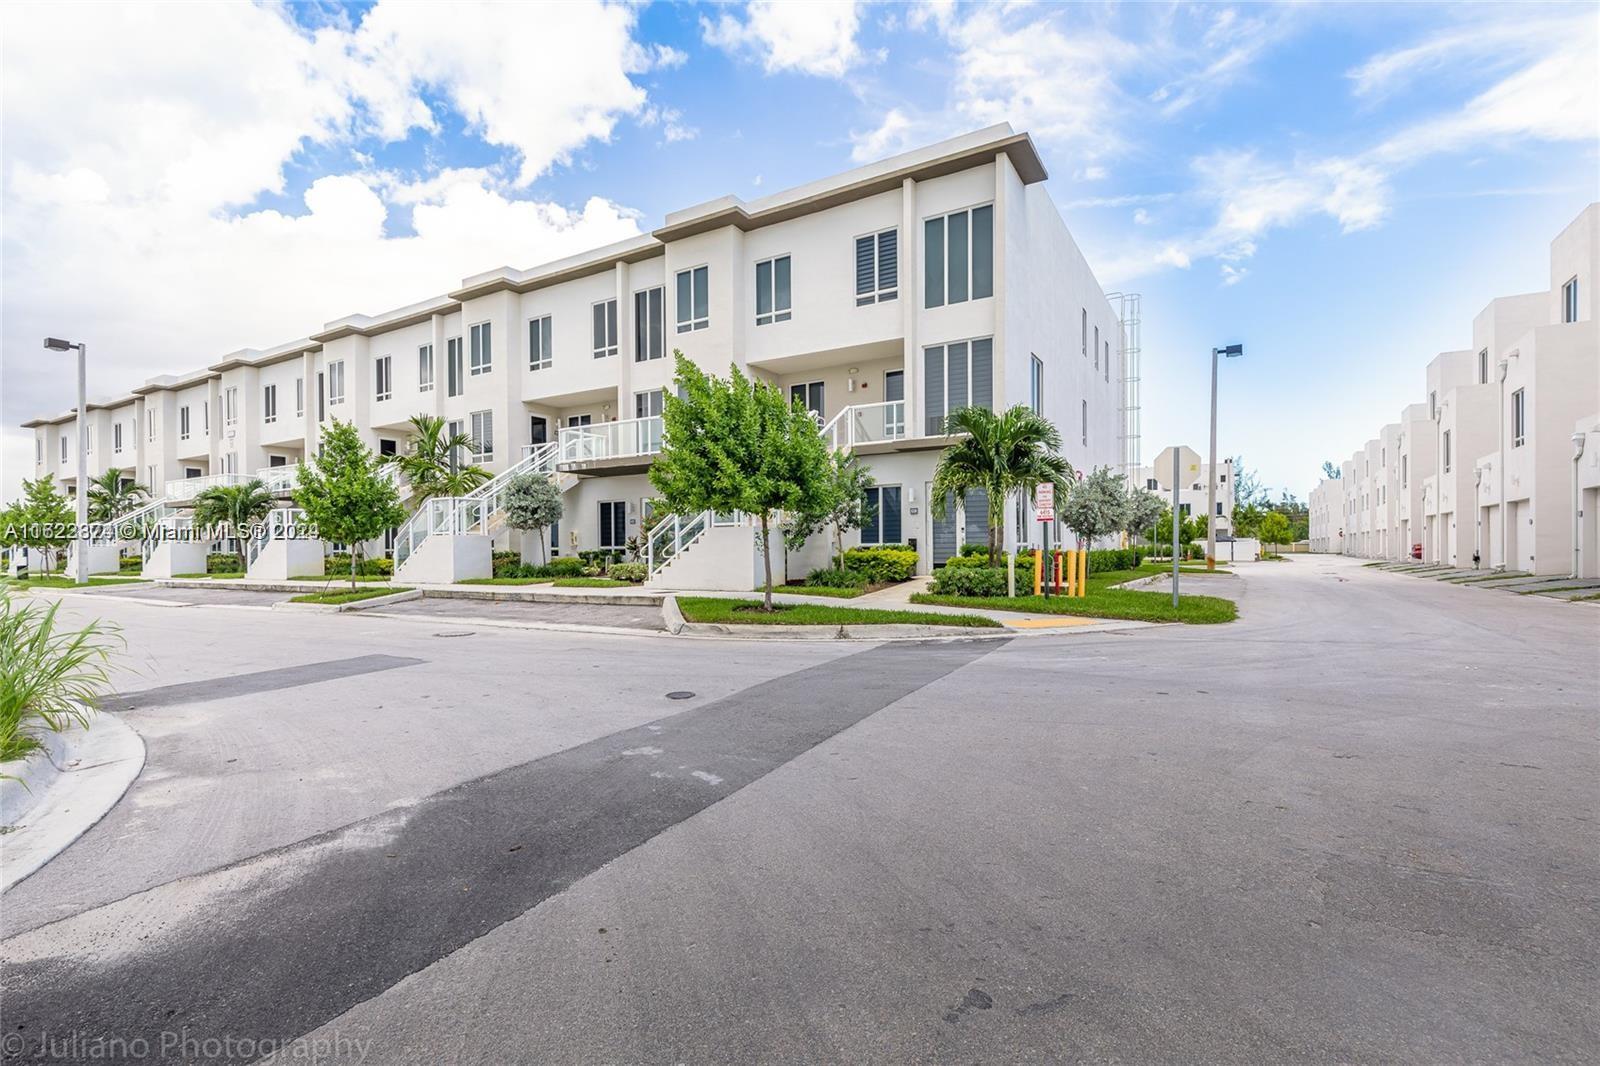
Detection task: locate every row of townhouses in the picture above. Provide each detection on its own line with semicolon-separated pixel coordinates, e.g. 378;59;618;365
23;125;1135;588
1309;204;1600;578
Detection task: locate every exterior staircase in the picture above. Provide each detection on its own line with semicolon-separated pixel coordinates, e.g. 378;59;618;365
393;442;560;583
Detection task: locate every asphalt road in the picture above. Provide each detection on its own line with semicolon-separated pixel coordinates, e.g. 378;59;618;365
3;557;1596;1064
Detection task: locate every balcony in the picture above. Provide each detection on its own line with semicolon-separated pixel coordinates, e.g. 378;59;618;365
556;415;663;472
820;400;906;451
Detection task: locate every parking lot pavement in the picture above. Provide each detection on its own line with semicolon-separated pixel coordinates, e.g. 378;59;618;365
90;585;296;607
365;595;667;631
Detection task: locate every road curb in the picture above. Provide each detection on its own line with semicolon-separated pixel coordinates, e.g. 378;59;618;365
1;711;145;892
674;621;1011;641
661;594;687;635
271;588;421;613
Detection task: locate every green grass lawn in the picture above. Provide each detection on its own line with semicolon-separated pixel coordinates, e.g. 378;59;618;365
1135;562;1232;576
174;572;246;580
458;576;557;586
777;585;868;599
552;577;637;588
12;575;147;589
291;573;391;582
676;596;1000;628
914;566;1237;624
1572;592;1600;602
289;586;411;605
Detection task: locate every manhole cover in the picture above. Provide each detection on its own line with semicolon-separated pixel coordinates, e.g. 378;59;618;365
665;691;696;700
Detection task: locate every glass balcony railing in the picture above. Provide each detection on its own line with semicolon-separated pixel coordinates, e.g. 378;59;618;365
558;416;663;464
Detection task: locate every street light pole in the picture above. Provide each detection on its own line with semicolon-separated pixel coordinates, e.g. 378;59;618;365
45;337;89;584
1207;344;1243;571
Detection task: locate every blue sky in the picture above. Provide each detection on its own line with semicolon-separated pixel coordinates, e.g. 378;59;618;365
3;1;1595;500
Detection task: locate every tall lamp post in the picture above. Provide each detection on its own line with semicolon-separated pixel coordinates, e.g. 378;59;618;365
1207;343;1243;571
44;337;89;584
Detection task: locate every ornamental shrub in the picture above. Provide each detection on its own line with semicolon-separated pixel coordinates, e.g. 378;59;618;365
805;566;869;589
841;546;917;583
608;562;648;583
546;556;586;577
929;565;1007;597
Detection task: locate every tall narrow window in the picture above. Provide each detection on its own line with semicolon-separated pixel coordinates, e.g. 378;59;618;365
1081;309;1087;357
1512;388;1526;447
1105;340;1111;382
446;338;464;397
263;384;278;423
326;363;345;405
922;205;993;308
1563;277;1579;323
147;410;154;441
634;286;665;360
675;266;709;332
203;401;209;433
592;299;618;358
860;485;902;545
855;229;898;305
418;345;434;392
598;500;628;548
1478;348;1489;384
922;337;994;435
374;356;391;402
469;322;493;375
295;378;304;417
1029;354;1044;415
755;255;792;325
528;316;553;370
36;437;43;462
1443;430;1452;472
113;422;123;453
1429;390;1437;420
1081;400;1088;447
179;406;191;440
1094;326;1100;370
470;409;494;463
225;387;238;425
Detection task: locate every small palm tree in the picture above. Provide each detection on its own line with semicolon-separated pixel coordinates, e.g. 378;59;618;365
86;469;149;523
191;479;275;574
931;405;1073;566
386;414;491;503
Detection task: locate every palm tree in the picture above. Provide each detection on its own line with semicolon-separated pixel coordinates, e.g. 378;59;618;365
191;479;275;574
86;469;149;524
385;414;491;503
930;405;1074;566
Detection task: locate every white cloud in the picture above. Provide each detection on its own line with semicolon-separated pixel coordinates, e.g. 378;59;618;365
850;108;914;163
1149;5;1301;117
0;0;666;497
1133;208;1151;226
702;1;864;79
640;105;698;144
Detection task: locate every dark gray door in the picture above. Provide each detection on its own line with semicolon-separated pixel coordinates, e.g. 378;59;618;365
930;487;957;565
963;488;989;554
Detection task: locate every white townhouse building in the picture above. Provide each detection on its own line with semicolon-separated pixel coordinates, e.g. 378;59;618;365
23;125;1130;587
1311;203;1599;576
1134;452;1234;536
1308;475;1345;553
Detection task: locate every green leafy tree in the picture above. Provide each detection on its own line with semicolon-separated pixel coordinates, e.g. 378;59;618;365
294;420;408;589
1061;466;1130;547
1232;502;1264;539
1259;511;1292;555
784;451;875;564
192;479;275;574
502;472;563;565
1321;460;1342;480
385;413;490;503
650;353;834;610
1232;455;1265;508
7;476;74;570
1125;487;1164;547
931;405;1073;565
86;468;149;523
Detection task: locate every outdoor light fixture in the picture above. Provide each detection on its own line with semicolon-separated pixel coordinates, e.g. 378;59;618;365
1207;343;1244;571
43;336;89;584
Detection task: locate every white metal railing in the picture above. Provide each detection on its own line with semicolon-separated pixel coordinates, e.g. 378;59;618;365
558;416;664;465
646;510;712;576
246;507;309;569
164;472;255;500
819;401;906;451
256;465;301;493
393;443;561;569
140;509;190;564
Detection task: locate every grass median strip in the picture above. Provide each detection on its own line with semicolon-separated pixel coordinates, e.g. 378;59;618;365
13;575;147;588
911;589;1237;624
676;596;1001;628
457;576;557;586
773;585;868;599
291;573;391;582
290;586;412;606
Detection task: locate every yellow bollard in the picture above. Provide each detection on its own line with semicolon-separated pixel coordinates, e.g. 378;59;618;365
1053;551;1063;594
1078;547;1088;597
1064;549;1076;597
1032;550;1042;596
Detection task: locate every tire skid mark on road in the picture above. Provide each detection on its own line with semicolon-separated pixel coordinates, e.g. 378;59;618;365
1;638;1005;1065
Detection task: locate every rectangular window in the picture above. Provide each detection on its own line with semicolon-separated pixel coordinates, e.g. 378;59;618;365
1563;276;1579;323
113;422;123;453
1081;399;1088;447
87;425;94;454
1478;348;1489;384
1094;326;1100;370
1443;429;1452;472
203;400;209;433
789;381;824;418
860;485;902;545
1512;388;1526;447
1402;455;1408;487
327;363;345;405
179;406;191;440
1429;390;1437;420
374;356;391;401
225;387;238;425
676;266;709;332
592;299;618;358
1105;340;1111;382
755;255;792;325
635;389;664;420
528;316;553;370
418;345;434;392
61;435;68;461
147;409;154;441
263;384;278;423
855;229;898;305
598;500;628;549
36;437;42;462
1081;309;1088;357
922;337;994;435
469;322;492;375
470;409;493;463
634;286;665;360
1029;354;1044;415
446;338;463;397
295;378;304;417
922;205;993;308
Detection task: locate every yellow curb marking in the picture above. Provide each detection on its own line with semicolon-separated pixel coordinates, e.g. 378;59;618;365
1004;616;1100;628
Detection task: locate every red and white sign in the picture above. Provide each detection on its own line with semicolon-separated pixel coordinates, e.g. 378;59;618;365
1034;482;1055;522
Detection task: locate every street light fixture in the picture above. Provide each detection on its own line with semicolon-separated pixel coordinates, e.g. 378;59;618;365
1207;343;1243;571
44;336;89;584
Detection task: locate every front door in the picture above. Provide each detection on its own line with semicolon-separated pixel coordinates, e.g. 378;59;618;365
929;485;957;565
884;370;904;437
